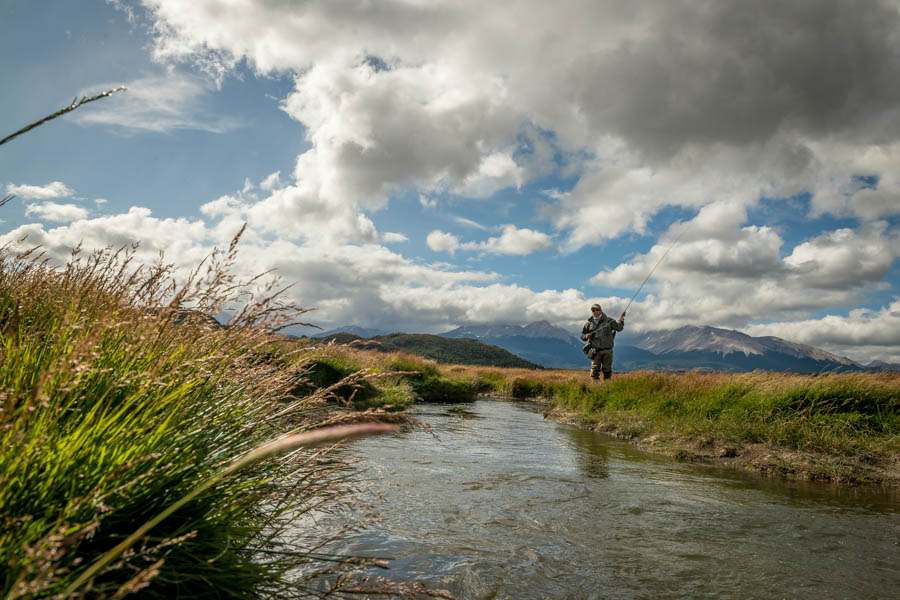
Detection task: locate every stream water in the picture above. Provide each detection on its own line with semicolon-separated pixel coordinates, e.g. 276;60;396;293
297;398;899;599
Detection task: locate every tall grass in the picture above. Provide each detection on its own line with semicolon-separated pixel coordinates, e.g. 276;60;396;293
0;240;398;598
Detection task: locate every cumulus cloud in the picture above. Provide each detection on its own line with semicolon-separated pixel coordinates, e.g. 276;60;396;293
6;181;74;200
0;209;602;335
784;223;898;290
593;202;786;287
587;207;900;352
24;202;88;223
427;225;553;256
381;232;407;243
426;230;460;254
452;151;524;198
198;184;379;245
260;171;282;191
140;0;900;245
466;224;553;255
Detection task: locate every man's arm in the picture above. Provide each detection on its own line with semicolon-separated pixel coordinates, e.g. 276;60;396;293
581;321;593;341
613;311;625;331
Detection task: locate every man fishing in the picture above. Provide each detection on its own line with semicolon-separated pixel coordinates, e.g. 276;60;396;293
581;304;625;381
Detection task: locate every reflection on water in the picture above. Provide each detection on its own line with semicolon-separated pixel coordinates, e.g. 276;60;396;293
295;399;900;599
560;426;610;480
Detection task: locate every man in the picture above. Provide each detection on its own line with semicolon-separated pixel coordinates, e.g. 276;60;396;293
581;303;625;381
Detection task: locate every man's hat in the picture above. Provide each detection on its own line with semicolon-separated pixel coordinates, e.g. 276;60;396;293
590;303;602;311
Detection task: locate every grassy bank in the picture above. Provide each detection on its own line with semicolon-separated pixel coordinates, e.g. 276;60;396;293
436;365;900;486
0;244;415;599
290;349;900;487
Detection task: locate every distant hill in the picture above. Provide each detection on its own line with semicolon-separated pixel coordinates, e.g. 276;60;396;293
304;331;542;369
311;325;389;338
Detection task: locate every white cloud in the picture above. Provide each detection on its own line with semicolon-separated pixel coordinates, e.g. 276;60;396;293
453;151;524;198
586;207;900;350
464;224;553;255
71;74;241;133
594;202;785;286
6;181;74;200
2;210;592;335
381;232;407;243
784;223;898;290
426;230;460;254
428;225;553;256
24;202;88;223
260;171;282;191
138;0;900;257
198;185;379;245
1;207;214;269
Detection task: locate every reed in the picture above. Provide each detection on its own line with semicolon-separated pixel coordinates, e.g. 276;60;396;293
0;240;398;598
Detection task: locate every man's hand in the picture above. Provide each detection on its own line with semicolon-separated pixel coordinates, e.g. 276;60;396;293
620;311;626;320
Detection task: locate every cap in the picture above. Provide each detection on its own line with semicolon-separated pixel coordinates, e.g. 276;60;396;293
590;303;602;311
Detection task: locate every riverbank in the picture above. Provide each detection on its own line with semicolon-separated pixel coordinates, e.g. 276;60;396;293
286;348;900;487
434;365;900;487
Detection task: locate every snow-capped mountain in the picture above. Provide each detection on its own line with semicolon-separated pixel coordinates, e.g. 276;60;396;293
629;326;861;367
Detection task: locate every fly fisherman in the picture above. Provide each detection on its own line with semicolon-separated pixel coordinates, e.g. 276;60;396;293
581;303;625;381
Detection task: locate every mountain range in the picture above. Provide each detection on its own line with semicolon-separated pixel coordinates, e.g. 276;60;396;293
442;322;898;373
311;322;900;373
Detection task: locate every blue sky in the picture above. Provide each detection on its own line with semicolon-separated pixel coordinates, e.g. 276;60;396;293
2;0;900;364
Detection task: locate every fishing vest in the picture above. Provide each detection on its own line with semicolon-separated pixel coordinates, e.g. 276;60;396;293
584;314;619;350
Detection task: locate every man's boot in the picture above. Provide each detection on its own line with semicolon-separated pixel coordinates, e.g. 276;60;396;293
603;371;612;380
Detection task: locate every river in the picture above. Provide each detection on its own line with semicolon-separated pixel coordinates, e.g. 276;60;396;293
296;398;899;599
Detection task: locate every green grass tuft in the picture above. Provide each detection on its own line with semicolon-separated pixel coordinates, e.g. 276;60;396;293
0;242;394;598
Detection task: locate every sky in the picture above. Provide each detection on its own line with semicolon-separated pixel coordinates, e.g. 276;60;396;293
2;0;899;364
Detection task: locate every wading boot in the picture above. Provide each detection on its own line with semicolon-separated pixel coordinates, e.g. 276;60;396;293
603;371;612;380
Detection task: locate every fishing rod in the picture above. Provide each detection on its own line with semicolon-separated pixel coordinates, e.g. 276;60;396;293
622;224;691;315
